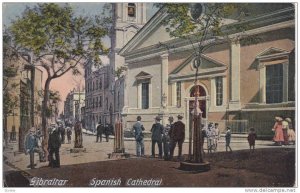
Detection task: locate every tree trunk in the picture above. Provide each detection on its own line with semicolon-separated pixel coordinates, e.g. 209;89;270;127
41;78;51;162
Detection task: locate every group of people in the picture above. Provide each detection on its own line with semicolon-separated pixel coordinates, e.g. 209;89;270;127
24;122;74;169
95;122;114;143
272;116;295;146
132;115;186;161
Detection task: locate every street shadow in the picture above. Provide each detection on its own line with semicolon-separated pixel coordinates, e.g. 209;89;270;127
4;170;30;187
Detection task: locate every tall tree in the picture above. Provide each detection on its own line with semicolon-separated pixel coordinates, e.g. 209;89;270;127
8;3;111;155
155;3;261;164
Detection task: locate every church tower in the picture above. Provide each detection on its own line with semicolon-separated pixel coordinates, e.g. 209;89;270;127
110;3;148;72
109;3;148;122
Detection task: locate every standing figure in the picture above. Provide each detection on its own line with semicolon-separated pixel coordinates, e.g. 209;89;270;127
74;121;83;148
66;127;72;144
150;116;164;158
96;121;104;142
163;116;174;160
25;127;39;169
247;127;257;152
206;123;216;153
282;118;289;145
104;124;113;142
132;116;145;157
272;116;284;146
200;124;207;155
170;115;185;160
225;127;232;152
48;127;61;168
60;125;66;144
286;118;295;145
214;123;221;150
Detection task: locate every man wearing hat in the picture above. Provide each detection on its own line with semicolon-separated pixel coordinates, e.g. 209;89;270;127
162;116;174;160
25;127;39;169
132;116;145;157
150;116;164;158
48;126;61;168
170;115;185;160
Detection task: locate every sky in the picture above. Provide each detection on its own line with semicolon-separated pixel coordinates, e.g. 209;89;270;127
2;2;158;114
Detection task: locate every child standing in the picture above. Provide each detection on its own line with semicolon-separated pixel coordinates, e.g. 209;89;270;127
225;127;232;152
247;127;257;152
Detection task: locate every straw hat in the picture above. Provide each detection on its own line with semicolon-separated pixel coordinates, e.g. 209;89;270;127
285;118;292;123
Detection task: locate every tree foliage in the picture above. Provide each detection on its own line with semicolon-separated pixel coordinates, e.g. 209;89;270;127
155;3;261;54
9;3;111;79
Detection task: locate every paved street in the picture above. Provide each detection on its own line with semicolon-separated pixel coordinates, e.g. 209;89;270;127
4;131;295;174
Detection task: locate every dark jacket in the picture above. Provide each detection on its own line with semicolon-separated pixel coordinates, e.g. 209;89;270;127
151;123;164;142
171;121;185;141
48;129;61;149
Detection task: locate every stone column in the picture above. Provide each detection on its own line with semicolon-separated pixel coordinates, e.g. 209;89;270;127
210;78;216;108
229;39;241;110
161;53;169;107
283;62;289;102
259;64;266;103
172;82;177;107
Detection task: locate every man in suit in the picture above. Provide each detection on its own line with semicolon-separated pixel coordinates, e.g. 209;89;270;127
150;116;164;158
132;116;145;157
170;115;185;161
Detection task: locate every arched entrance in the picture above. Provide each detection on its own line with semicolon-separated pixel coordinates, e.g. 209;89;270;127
189;85;207;118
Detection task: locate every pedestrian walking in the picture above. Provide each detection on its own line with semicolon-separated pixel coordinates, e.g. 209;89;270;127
48;127;61;168
214;123;221;150
247;127;257;152
25;127;39;169
66;127;72;144
132;116;145;157
225;127;232;152
286;118;295;145
163;116;174;160
272;116;284;146
170;115;185;161
150;116;164;158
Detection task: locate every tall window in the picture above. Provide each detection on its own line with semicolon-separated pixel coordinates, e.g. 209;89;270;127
176;82;181;107
106;97;108;110
99;96;102;107
128;3;136;17
266;64;283;103
96;97;98;107
92;98;95;109
96;80;98;90
142;82;149;109
216;77;223;106
99;79;102;90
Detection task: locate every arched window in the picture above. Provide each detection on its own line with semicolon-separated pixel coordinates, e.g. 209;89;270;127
128;3;136;17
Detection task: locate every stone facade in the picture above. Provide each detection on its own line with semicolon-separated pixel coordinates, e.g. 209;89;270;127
119;4;295;137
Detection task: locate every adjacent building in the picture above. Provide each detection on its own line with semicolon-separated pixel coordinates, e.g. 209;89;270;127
118;3;295;137
84;56;112;131
64;89;85;125
3;49;43;151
